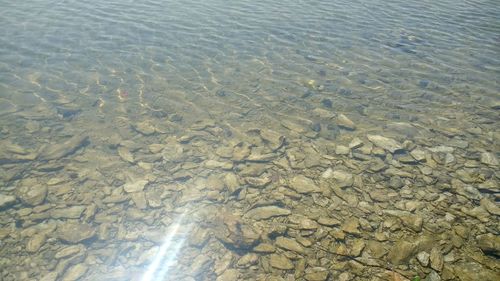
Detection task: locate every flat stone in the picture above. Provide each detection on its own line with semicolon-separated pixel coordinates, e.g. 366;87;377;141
133;121;156;135
335;145;350;155
38;134;89;160
276;237;305;254
62;263;88;281
245;206;291;220
288;214;318;230
410;149;427;162
237;253;259;267
55;245;84;259
428;146;454;153
400;215;423;232
481;152;498;166
480;198;500;216
332;170;353;188
57;223;96;243
342;218;360;235
50;206;86;219
337;114;356;130
317;217;341;226
117;146;134;163
430;247;444;271
321;168;334;179
349;138;363;149
367;135;403;153
350;239;365;257
17;184;47;206
452;261;499;281
476;233;500;257
216;269;240;281
26;233;46;253
269;254;294;270
289;175;320;193
253;243;276;253
417;251;430;266
130;192;148;209
123;180;148;193
387;240;417;265
304;267;329;281
0;194;16;209
40;272;58;281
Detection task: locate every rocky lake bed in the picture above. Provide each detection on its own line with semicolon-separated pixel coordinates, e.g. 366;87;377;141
0;87;498;280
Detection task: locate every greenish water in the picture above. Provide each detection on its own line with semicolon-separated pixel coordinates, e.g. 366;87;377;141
0;0;499;280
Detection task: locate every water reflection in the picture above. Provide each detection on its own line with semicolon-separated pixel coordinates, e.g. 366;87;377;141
141;211;188;281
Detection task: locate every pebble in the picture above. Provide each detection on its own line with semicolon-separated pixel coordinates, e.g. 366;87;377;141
410;149;427;162
342;218;360;235
367;135;403;153
317;217;341;226
336;114;356;130
253;243;276;253
0;194;16;209
335;145;350;155
26;233;46;253
62;263;88;281
417;251;430;266
480;152;498;166
38;134;89;160
321;99;332;108
387;240;417;265
56;223;96;243
332;170;353;188
304;267;329;281
275;237;305;254
480;198;500;216
476;233;500;257
133;121;156;135
216;269;240;281
16;184;47;206
237;253;259;267
269;254;294;270
123;179;148;193
55;245;84;259
430;247;444;271
50;206;86;219
288;175;320;193
349;137;363;149
245;206;291;220
117;146;134;163
40;272;58;281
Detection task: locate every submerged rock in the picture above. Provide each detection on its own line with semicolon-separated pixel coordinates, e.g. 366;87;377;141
123;179;148;193
245;206;291;220
0;194;16;209
367;134;403;153
288;175;320;193
56;223;96;243
336;114;356;130
275;237;305;254
38;133;89;160
26;233;46;253
476;233;500;257
269;254;294;270
62;263;88;281
387;240;417;265
16;184;47;206
480;152;498;166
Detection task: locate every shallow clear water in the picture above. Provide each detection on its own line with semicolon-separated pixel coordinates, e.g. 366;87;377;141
0;0;499;280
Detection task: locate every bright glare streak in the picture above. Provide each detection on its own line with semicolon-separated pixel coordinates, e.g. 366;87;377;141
141;212;189;281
